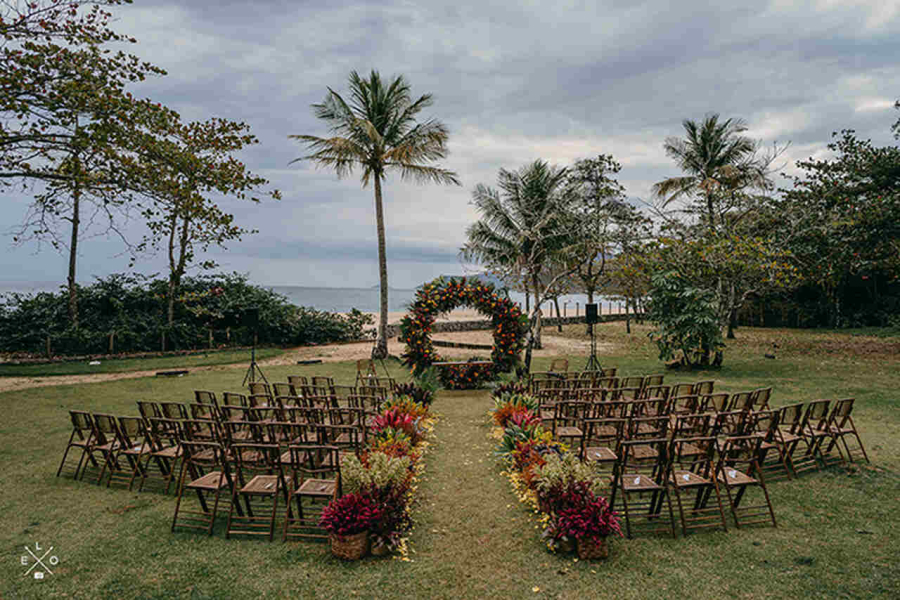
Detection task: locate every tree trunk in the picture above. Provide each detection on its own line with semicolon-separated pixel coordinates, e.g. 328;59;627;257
726;309;736;339
531;274;542;349
67;176;81;328
372;173;389;360
553;297;563;332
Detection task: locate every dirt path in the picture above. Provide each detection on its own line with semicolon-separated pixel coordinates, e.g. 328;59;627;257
0;329;607;394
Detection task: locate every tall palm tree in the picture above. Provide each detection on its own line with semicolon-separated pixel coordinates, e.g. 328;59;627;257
652;114;768;233
291;70;460;358
461;159;570;360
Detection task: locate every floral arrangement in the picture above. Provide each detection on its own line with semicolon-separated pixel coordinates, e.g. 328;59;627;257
392;382;435;407
320;394;435;558
436;356;496;390
491;380;530;400
489;406;620;558
320;493;383;537
399;276;527;377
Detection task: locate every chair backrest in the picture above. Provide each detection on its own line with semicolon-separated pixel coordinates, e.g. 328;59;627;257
356;359;377;379
716;435;764;475
327;407;366;428
751;387;772;411
616;437;669;479
693;380;715;395
248;393;274;408
189;403;218;422
672;413;712;439
671;383;694;397
287;375;308;388
643;374;664;387
582;417;627;447
778;403;805;432
349;394;382;414
194;390;217;405
615;386;642;401
69;410;95;441
137;401;162;422
728;391;753;412
311;376;334;387
669;435;717;474
699;393;729;413
148;417;181;446
93;413;119;444
116;416;147;449
248;382;271;396
828;398;855;428
746;409;780;440
160;402;188;420
273;382;296;397
601;367;617;378
277;395;304;409
641;385;670;400
592;400;631;419
180;439;228;473
283;406;325;425
357;385;389;401
669;395;700;415
628;415;669;439
712;410;748;437
803;399;831;430
596;377;619;390
313;424;361;453
266;421;310;446
181;418;221;443
230;443;283;485
222;392;248;408
620;376;644;390
288;444;341;480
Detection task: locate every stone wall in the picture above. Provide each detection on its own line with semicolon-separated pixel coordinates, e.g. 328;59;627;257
387;313;641;338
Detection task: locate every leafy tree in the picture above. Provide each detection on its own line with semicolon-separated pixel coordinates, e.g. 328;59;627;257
290;70;460;359
647;269;724;369
461;160;579;370
133;116;279;338
2;0;165;325
779;128;900;326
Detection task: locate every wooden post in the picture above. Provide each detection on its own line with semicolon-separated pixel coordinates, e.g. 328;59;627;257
108;331;115;354
576;302;579;316
46;335;51;358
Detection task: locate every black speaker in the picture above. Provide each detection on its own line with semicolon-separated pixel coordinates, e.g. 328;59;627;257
242;307;259;329
585;303;599;324
221;310;241;328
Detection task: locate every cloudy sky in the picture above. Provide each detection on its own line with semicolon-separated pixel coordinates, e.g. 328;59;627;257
3;0;899;289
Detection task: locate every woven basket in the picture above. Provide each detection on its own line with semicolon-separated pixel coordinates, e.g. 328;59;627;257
577;536;609;560
330;531;370;560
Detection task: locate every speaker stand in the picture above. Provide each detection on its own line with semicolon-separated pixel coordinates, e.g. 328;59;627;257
583;322;603;373
242;331;268;386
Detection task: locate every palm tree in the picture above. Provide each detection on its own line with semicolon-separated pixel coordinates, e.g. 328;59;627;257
652;114;768;233
461;159;570;363
291;70;460;358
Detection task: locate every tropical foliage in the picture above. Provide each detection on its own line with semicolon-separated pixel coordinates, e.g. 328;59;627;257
291;70;460;359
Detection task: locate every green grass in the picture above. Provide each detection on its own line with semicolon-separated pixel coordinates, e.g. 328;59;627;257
1;327;898;599
0;348;284;377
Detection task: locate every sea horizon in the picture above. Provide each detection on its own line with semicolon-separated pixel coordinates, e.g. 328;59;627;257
0;280;615;315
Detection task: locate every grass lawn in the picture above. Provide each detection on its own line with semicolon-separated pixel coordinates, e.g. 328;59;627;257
0;348;284;377
0;325;898;599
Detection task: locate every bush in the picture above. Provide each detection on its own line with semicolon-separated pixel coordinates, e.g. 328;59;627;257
0;272;371;356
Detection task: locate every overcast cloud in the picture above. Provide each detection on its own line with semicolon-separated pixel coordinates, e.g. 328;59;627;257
3;0;899;289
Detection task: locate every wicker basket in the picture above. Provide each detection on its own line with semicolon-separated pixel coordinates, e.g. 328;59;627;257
577;536;609;560
330;531;370;560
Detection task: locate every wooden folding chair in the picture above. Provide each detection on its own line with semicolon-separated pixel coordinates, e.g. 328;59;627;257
581;417;626;481
750;387;772;411
139;417;183;494
825;398;869;464
287;375;308;390
643;374;664;388
641;384;670;401
283;444;342;541
668;436;728;535
159;402;188;421
620;376;644;391
746;409;792;482
774;403;816;477
194;390;218;405
89;413;122;485
669;395;700;417
248;382;272;397
137;401;162;424
313;423;362;457
611;438;677;538
551;401;588;448
600;367;617;378
272;382;296;397
727;391;753;412
56;410;99;479
355;359;377;386
800;399;837;466
107;416;153;490
225;443;289;541
713;436;777;529
698;393;729;414
614;386;642;401
171;440;237;536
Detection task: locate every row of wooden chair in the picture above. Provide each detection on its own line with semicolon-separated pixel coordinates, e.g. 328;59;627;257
57;408;349;542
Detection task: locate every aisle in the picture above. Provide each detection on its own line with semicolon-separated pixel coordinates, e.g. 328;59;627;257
411;389;543;594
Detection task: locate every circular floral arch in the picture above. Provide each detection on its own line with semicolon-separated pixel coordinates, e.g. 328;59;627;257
400;277;527;377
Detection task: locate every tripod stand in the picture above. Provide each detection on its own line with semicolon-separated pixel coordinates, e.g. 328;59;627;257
242;331;268;386
582;322;602;373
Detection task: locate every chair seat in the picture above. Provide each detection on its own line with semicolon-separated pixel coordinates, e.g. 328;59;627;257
777;432;800;444
670;470;710;487
295;478;336;497
631;444;658;460
122;442;152;456
678;442;704;457
186;471;230;490
621;473;661;491
556;426;582;438
584;447;617;462
717;468;756;486
153;445;180;459
240;475;280;495
829;426;855;435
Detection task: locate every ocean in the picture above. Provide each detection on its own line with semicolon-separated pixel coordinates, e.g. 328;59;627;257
0;281;618;316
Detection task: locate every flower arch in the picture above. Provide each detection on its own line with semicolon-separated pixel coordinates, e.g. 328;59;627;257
400;277;527;377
